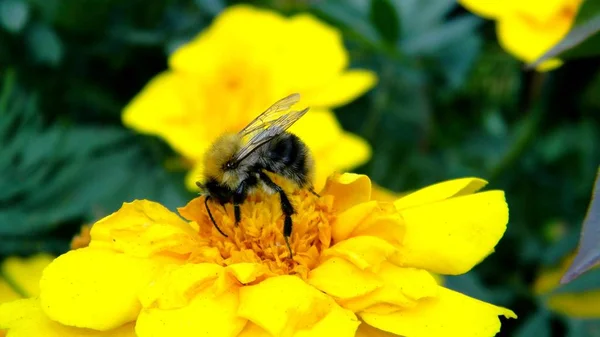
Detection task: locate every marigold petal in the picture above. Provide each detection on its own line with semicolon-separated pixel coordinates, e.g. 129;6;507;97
1;254;54;297
169;5;287;75
397;191;508;275
333;201;379;243
90;199;199;259
0;278;21;303
294;303;360;337
394;177;487;210
139;263;223;310
339;262;438;313
303;70;377;109
238;275;358;336
496;11;573;64
355;321;398;337
545;291;600;318
122;71;210;159
40;248;163;330
458;0;514;18
322;236;397;271
308;257;382;299
313;132;372;190
322;173;372;213
238;322;271;337
361;286;516;337
225;263;269;284
0;298;136;337
283;14;348;91
136;289;245;337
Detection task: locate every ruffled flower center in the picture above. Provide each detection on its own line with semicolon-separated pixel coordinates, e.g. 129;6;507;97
182;179;336;279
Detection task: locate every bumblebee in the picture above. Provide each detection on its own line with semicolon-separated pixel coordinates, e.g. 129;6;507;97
196;93;317;257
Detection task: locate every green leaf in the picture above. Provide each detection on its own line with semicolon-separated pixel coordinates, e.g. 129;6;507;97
514;310;551;337
0;0;29;33
561;166;600;284
528;0;600;68
26;23;63;66
194;0;224;16
369;0;400;44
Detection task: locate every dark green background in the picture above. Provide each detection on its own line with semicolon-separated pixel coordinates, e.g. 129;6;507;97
1;0;600;336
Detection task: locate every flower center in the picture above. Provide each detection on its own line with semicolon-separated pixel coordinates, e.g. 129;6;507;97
191;178;335;279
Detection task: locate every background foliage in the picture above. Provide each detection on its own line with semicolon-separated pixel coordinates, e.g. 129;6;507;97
1;0;600;336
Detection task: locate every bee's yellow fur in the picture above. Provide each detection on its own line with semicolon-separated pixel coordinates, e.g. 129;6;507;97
203;133;242;184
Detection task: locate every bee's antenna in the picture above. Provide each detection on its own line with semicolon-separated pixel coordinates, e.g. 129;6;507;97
205;195;228;237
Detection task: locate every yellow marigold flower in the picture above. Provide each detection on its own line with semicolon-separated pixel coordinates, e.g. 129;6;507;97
459;0;583;70
122;5;377;191
0;174;515;336
534;251;600;318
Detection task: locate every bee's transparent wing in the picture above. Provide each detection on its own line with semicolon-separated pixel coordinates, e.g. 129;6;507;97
238;93;301;137
233;107;309;164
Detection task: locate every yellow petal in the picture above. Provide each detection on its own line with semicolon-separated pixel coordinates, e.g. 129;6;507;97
355;321;398;337
371;184;401;203
322;236;397;271
122;71;211;159
0;278;21;303
139;263;223;310
238;275;359;336
545;291;600;318
458;0;516;18
136;288;246;337
361;286;516;337
294;303;360;337
238;322;272;337
1;254;54;297
394;177;488;210
170;5;287;76
40;248;163;330
333;201;404;246
90;199;200;259
312;132;372;190
321;173;372;213
308;257;383;299
302;70;377;109
496;11;574;65
0;298;136;337
396;191;509;275
339;262;438;313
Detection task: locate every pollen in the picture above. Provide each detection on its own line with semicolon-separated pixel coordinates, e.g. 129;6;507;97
180;179;336;279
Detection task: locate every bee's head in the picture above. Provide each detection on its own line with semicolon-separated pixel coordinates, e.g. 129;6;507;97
203;133;243;181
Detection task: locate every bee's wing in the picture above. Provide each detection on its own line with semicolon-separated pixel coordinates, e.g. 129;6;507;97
232;107;310;164
238;93;302;137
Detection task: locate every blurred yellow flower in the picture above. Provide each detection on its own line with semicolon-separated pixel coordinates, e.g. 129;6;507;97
0;254;54;337
534;252;600;318
0;174;515;336
459;0;583;70
123;5;377;191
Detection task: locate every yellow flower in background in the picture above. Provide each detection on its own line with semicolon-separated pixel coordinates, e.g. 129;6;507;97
123;5;376;191
459;0;583;70
534;252;600;318
0;174;515;336
0;254;54;337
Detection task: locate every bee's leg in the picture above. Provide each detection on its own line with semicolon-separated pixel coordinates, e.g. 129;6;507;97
308;187;320;197
233;178;255;226
258;172;294;258
205;195;227;237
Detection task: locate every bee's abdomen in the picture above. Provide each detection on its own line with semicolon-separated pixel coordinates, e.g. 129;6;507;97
262;133;312;186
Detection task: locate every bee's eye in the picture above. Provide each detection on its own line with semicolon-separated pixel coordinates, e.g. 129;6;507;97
225;161;236;170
